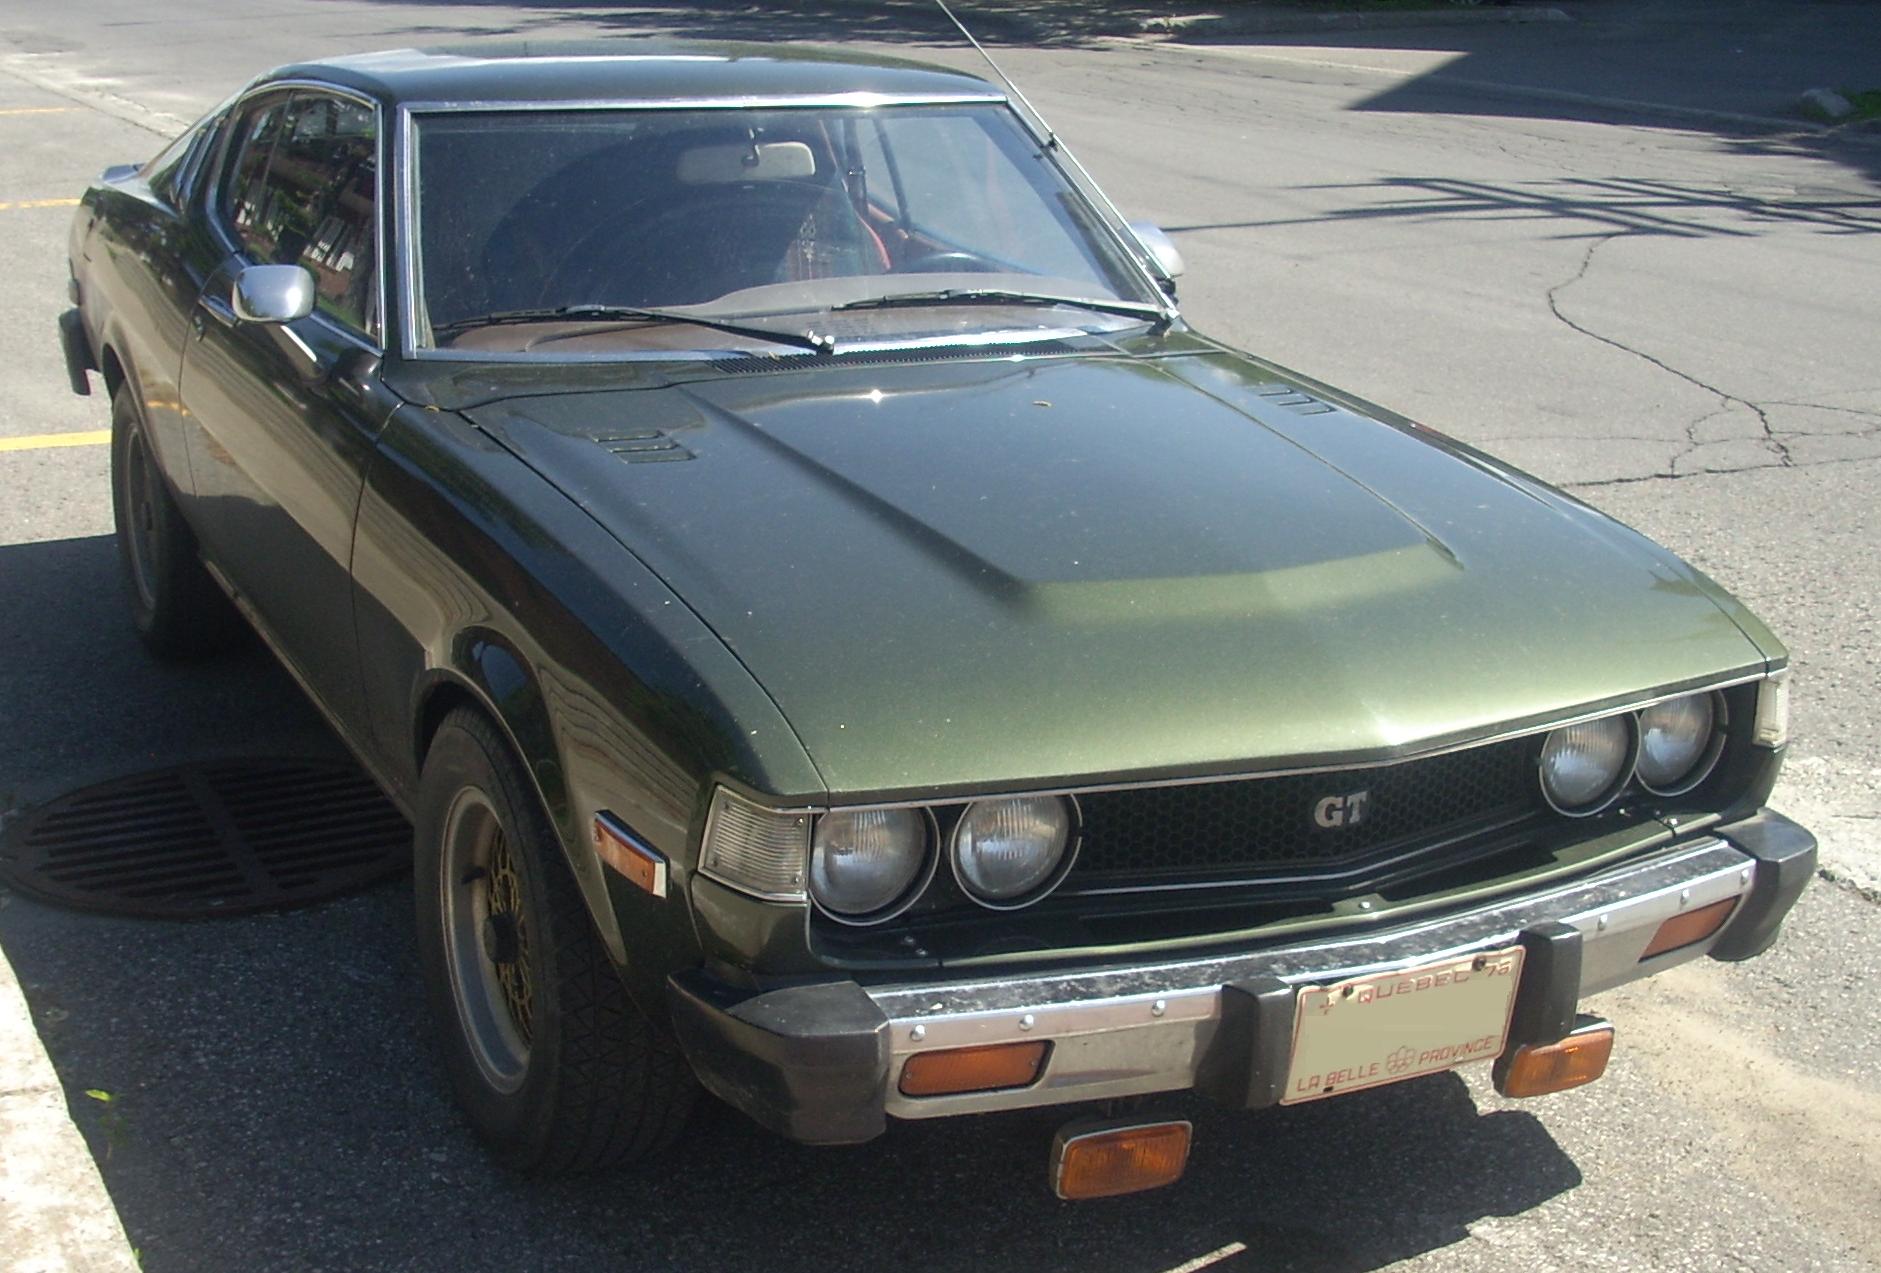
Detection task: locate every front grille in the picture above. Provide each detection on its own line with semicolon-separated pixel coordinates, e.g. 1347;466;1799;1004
1072;737;1539;881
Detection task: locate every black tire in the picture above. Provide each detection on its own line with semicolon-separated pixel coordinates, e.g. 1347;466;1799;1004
414;708;697;1173
109;383;241;658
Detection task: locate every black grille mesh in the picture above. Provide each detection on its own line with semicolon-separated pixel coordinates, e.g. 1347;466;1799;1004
1073;737;1538;880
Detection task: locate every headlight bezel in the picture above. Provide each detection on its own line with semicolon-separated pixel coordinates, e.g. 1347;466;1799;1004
949;794;1083;911
807;805;940;927
1634;690;1728;796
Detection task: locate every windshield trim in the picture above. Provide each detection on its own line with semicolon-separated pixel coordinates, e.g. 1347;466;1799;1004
395;98;1176;362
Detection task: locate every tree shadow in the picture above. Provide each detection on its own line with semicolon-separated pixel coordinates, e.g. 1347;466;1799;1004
1165;172;1881;240
1169;2;1881;188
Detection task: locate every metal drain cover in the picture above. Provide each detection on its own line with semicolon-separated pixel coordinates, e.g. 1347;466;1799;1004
0;759;410;918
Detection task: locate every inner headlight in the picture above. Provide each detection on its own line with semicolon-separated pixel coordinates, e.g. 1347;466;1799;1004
1636;693;1718;794
951;796;1076;908
1538;716;1634;816
809;808;932;923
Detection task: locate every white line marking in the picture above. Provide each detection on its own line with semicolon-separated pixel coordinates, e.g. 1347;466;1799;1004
1159;1241;1249;1273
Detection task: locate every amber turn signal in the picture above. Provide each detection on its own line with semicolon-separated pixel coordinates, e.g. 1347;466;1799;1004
898;1041;1048;1097
1497;1023;1614;1098
1640;896;1738;960
1050;1119;1192;1200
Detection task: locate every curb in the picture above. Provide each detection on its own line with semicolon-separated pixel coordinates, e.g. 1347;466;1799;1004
802;0;1577;45
1139;5;1571;38
0;926;140;1273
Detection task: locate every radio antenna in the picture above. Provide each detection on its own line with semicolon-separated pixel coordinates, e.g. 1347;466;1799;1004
931;0;1180;310
932;0;1058;149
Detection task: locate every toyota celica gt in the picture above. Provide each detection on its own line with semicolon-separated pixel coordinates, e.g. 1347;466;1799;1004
59;42;1815;1198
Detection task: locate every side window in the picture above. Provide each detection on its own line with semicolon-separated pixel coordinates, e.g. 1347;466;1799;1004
222;97;291;257
218;91;379;337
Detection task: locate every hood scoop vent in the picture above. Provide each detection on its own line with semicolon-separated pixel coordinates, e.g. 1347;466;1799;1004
595;429;694;464
706;339;1081;375
1255;383;1338;416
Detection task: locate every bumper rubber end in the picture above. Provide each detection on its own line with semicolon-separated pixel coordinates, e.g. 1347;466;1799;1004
1710;808;1817;961
667;971;890;1145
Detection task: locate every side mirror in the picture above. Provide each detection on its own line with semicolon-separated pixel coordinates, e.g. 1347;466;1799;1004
1128;221;1186;285
232;264;315;325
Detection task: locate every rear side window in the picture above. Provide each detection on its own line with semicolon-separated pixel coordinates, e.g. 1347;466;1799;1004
218;91;379;337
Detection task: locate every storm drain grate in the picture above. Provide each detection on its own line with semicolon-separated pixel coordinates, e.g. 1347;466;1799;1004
0;759;410;918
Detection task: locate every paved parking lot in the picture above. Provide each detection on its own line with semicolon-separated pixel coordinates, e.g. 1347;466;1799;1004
1;2;1877;1269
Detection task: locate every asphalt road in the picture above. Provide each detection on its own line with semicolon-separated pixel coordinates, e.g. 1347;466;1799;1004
1;2;1877;1270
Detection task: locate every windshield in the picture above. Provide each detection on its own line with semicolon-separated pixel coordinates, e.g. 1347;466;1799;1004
410;103;1161;354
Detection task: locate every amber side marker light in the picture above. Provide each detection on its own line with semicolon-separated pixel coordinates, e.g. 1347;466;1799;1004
898;1041;1048;1097
1640;896;1738;960
1051;1118;1193;1201
1496;1020;1614;1099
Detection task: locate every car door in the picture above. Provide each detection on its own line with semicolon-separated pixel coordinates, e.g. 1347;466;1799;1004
180;86;400;736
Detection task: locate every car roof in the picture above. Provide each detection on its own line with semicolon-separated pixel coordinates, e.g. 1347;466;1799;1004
262;40;1005;108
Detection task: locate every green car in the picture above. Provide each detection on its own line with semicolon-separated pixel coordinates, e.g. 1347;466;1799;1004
62;42;1813;1197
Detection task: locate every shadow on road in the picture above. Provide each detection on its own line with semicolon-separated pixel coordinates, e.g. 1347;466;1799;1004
1172;0;1881;190
1165;173;1881;240
0;546;1583;1271
1;874;1582;1272
0;534;339;810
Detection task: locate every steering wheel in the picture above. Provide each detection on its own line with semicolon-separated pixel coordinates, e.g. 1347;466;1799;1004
543;181;861;308
896;250;1003;275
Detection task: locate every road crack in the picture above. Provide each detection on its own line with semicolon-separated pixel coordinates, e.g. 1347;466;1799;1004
1547;234;1795;473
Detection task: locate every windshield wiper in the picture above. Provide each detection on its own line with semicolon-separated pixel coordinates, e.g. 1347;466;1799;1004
431;304;829;353
830;289;1168;326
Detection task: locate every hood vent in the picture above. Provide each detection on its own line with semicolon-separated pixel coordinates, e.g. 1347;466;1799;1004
1256;383;1337;416
706;340;1081;376
595;429;694;463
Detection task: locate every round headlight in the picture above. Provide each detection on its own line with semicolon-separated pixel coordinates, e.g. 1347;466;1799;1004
1538;716;1634;816
1636;694;1718;794
809;808;932;923
951;796;1075;908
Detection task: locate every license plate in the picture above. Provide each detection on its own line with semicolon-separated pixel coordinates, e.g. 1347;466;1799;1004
1280;946;1525;1105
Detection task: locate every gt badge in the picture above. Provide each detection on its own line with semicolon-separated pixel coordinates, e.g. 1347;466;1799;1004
1313;791;1372;829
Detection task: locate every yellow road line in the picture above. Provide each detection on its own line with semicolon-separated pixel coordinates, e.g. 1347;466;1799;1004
0;106;72;116
0;197;80;211
0;429;111;453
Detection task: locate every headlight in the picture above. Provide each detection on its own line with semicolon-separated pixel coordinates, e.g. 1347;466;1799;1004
1538;716;1634;816
951;796;1076;908
809;808;932;923
1636;693;1719;794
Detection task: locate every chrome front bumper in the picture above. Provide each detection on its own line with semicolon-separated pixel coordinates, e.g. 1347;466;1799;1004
666;811;1815;1143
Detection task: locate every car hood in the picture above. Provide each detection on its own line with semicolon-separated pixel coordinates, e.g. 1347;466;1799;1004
461;348;1773;800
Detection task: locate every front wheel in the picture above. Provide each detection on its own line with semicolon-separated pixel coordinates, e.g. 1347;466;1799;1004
414;708;697;1173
